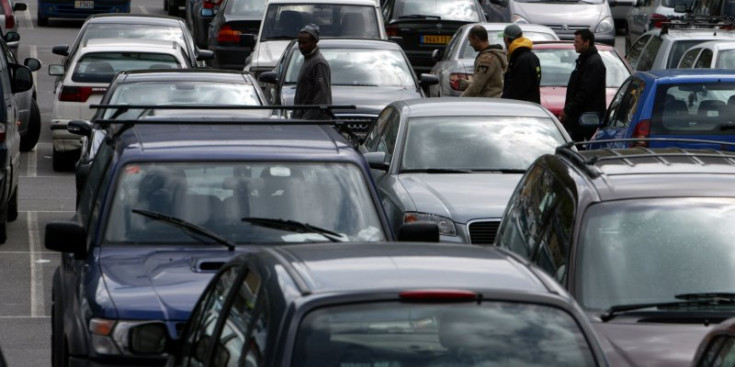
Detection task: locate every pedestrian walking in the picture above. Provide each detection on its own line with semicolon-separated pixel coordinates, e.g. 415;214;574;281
459;25;507;97
561;28;606;141
501;24;541;103
292;23;332;120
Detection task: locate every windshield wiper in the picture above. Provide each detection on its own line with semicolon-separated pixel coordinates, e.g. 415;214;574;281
600;295;735;322
241;217;345;242
132;208;235;251
398;14;441;20
401;168;472;173
469;169;527;173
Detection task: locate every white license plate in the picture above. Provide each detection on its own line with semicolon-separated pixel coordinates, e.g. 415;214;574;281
74;1;94;9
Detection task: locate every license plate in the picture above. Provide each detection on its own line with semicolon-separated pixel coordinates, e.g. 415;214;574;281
74;1;94;8
421;35;450;44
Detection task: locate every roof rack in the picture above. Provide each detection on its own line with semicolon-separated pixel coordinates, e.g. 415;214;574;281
660;17;735;35
556;138;735;178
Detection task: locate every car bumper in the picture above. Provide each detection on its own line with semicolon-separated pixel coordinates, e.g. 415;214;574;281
51;119;82;152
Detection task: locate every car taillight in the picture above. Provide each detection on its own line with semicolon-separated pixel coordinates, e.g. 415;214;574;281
203;0;222;9
400;290;478;302
632;119;650;147
650;13;667;28
5;15;13;30
386;24;399;37
449;73;472;91
58;86;106;102
217;25;241;43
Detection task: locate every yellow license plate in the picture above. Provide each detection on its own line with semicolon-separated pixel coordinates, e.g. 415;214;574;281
421;35;450;44
75;0;94;8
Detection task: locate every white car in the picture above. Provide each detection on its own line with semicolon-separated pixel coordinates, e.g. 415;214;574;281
48;38;190;171
243;0;386;79
678;40;735;69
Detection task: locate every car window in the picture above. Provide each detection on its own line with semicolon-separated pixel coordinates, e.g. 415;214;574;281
496;165;545;257
460;30;557;59
394;0;482;21
72;52;181;83
242;292;269;366
603;78;644;128
212;271;261;366
533;184;575;284
292;301;597;366
78;141;114;228
652;81;735;135
695;48;714;68
699;336;735;367
442;29;463;61
716;49;735;68
80;23;187;51
534;48;629;88
226;0;267;16
637;35;662;71
668;40;712;69
363;107;397;153
678;48;701;68
260;4;380;40
626;34;651;69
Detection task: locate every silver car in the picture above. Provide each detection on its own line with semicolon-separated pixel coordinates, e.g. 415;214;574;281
624;0;691;50
428;22;557;97
360;97;570;243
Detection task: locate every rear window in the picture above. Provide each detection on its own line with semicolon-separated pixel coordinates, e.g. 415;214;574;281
652;82;735;135
72;52;181;83
260;4;380;40
395;0;482;21
292;301;598;366
81;23;186;49
460;30;558;59
226;0;267;16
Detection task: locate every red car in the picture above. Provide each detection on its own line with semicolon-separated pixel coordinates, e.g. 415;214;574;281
532;41;632;119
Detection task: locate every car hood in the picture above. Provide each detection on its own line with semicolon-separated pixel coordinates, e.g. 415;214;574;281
282;85;422;114
251;40;291;69
397;173;521;223
540;86;617;118
97;247;255;321
513;2;607;25
592;320;713;366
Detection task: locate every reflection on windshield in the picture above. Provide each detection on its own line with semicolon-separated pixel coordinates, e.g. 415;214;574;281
293;301;596;366
401;117;565;171
395;0;482;21
578;198;735;311
460;31;558;59
285;49;415;88
717;50;735;69
533;49;629;87
83;24;186;47
104;162;386;244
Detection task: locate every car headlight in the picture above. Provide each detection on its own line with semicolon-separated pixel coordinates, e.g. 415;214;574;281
89;318;168;356
511;14;529;24
596;17;614;33
404;212;456;236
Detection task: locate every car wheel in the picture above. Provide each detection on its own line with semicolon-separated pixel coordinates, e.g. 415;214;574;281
37;11;48;26
52;270;69;367
52;148;77;172
7;188;17;222
20;99;41;152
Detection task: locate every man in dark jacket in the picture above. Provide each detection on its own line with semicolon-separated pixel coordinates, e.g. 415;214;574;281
501;24;541;103
293;24;332;120
561;28;606;141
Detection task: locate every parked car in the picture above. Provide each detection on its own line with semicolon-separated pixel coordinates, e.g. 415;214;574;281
0;0;25;54
428;22;559;97
51;14;213;75
688;0;735;19
206;0;267;69
678;40;735;68
48;38;192;171
127;243;610;366
588;69;735;149
692;317;735;367
534;41;632;119
625;20;735;71
623;0;691;50
186;0;224;47
259;39;437;135
244;0;386;79
37;0;130;26
495;143;735;366
360;98;570;243
381;0;487;75
46;115;430;366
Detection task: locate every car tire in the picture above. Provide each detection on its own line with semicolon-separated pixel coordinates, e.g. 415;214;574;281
20;99;41;152
8;188;17;222
37;11;48;27
51;270;69;367
52;148;77;172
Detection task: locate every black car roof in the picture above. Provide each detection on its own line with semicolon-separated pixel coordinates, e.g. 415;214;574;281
115;69;252;84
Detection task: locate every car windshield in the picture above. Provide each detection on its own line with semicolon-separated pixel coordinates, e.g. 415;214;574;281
401;116;565;171
459;31;558;59
260;4;380;40
652;82;735;135
226;0;266;16
284;48;414;87
101;81;263;119
104;162;386;244
394;0;482;21
577;198;735;311
668;40;713;68
81;23;187;50
72;53;181;83
292;301;597;366
533;48;630;87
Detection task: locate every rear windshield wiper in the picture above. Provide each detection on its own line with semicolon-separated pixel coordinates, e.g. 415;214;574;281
398;14;441;20
600;294;735;322
132;208;235;251
401;168;472;173
241;217;346;242
675;292;735;301
468;168;528;173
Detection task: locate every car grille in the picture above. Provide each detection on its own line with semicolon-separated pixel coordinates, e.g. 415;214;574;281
468;220;501;245
547;24;590;35
334;115;377;138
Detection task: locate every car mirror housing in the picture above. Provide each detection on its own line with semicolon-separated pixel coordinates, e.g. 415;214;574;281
258;71;278;84
432;48;443;62
48;64;64;76
398;221;440;242
68;120;92;137
196;49;214;61
578;112;602;127
52;44;69;56
363;151;389;170
45;221;87;260
419;73;440;87
13;2;26;11
3;31;19;43
24;57;41;72
10;65;32;93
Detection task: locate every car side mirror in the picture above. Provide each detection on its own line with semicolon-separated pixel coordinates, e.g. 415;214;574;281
24;57;41;72
3;31;19;43
258;71;278;84
10;65;32;93
52;44;69;56
45;221;87;260
48;64;64;76
419;73;440;86
200;8;214;17
578;112;602;127
196;49;214;61
398;222;440;242
68;120;92;137
363;151;389;170
13;2;26;11
240;34;256;48
432;48;443;62
128;323;172;355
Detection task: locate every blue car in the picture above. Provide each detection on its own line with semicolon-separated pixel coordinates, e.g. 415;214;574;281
589;69;735;149
37;0;130;26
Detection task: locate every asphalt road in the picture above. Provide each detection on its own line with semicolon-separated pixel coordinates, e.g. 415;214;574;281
0;2;627;365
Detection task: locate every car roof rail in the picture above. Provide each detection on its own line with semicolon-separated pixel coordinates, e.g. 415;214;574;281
557;138;735;177
660;17;735;34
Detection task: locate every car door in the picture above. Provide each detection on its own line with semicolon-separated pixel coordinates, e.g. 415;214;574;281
593;77;645;145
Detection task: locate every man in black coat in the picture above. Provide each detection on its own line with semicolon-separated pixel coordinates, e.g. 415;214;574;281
501;24;541;103
293;24;332;120
561;28;606;141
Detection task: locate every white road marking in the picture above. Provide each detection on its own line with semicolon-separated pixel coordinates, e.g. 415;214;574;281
28;211;44;317
0;316;50;319
23;7;33;30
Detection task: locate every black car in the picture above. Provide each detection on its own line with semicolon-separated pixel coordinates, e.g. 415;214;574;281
381;0;486;75
259;38;438;134
495;140;735;366
127;243;610;366
206;0;266;70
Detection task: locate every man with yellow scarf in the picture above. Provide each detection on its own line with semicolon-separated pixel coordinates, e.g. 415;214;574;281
501;24;541;104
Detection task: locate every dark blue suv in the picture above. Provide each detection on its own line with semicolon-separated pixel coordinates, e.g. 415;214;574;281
45;117;427;366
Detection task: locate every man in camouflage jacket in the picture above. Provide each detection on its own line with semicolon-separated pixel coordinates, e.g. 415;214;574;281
459;25;507;97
